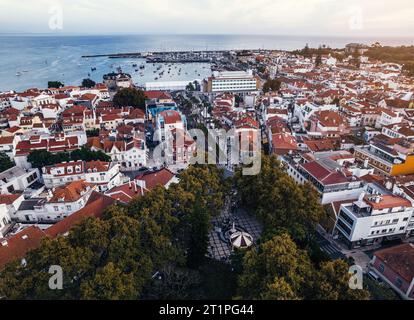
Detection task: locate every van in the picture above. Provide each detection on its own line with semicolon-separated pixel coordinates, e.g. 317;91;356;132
367;270;382;283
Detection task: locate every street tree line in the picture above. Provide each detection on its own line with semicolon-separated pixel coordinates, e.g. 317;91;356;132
0;156;375;300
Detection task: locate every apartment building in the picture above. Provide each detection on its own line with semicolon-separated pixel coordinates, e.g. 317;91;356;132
42;160;122;192
333;193;414;248
205;70;260;93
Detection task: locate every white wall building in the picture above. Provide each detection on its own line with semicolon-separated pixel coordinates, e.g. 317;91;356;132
0;166;40;194
13;181;95;223
42;160;123;192
206;70;259;93
333;193;414;248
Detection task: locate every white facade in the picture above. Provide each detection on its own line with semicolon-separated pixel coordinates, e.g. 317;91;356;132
334;193;414;248
13;184;94;223
376;110;403;129
209;70;258;93
107;142;148;171
0;204;12;238
42;161;123;192
0;166;40;194
145;80;194;91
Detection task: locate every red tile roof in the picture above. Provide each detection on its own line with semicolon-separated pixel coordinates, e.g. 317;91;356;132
365;195;412;210
45;192;115;237
135;168;175;190
375;243;414;282
0;226;47;270
301;161;350;185
0;194;22;205
49;180;93;203
145;91;172;100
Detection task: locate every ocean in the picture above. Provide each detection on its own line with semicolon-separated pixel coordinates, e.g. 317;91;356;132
1;34;413;92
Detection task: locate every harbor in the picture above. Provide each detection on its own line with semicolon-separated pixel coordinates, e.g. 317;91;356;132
83;50;230;63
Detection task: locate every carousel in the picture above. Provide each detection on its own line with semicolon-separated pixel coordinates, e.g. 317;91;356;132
227;223;253;249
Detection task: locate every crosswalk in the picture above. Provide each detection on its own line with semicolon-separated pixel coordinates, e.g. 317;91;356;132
321;244;339;255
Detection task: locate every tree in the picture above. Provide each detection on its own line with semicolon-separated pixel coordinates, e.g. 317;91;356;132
48;81;64;88
186;82;195;91
27;147;110;169
70;146;110;162
0;152;14;172
263;79;281;93
143;265;203;300
238;233;371;300
235;154;324;245
81;78;96;88
238;233;314;300
86;128;100;137
351;51;361;69
302;44;311;58
113;88;146;110
80;263;137;300
312;260;370;300
27;150;69;169
315;54;322;67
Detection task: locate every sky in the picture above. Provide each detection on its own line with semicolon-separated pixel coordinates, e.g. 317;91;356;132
0;0;413;37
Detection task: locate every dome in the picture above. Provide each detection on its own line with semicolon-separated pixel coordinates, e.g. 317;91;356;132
230;231;253;249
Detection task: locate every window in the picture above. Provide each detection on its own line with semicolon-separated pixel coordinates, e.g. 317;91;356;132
379;264;385;273
66;205;72;211
54;206;59;212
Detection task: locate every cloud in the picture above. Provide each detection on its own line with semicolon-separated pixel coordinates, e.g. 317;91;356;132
0;0;413;36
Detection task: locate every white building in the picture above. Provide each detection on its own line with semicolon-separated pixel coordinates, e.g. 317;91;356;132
13;181;95;223
145;80;195;91
0;204;12;238
333;193;414;248
206;70;259;93
91;138;148;171
42;160;123;192
154;110;186;143
0;166;40;194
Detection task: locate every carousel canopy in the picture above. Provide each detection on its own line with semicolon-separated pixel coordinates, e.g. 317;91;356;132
230;231;253;249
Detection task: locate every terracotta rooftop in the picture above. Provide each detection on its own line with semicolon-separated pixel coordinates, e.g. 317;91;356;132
375;243;414;282
0;226;47;270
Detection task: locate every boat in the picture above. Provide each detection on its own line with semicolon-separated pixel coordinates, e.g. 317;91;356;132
132;63;138;67
15;72;22;76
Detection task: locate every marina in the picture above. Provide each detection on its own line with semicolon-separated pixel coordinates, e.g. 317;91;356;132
83;50;230;63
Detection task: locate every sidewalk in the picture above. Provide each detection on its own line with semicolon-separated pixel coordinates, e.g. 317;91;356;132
316;225;372;271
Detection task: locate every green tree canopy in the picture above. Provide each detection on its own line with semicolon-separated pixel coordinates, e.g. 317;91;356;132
238;233;370;300
81;78;96;88
113;88;146;110
48;81;64;88
235;154;325;245
0;152;15;172
28;147;110;169
263;79;281;93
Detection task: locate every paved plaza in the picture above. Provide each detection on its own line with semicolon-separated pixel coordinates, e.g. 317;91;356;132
207;205;263;262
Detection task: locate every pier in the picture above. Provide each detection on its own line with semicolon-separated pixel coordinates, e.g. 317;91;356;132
82;50;230;63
